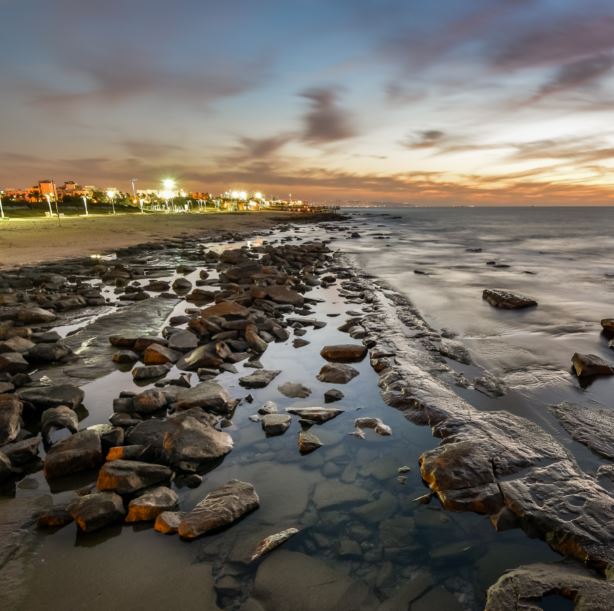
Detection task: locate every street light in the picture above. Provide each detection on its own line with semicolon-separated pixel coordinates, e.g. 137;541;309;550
0;190;4;219
161;178;176;211
106;189;116;214
82;195;89;216
45;194;53;216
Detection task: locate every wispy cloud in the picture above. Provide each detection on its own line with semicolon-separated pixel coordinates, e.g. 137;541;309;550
299;87;357;144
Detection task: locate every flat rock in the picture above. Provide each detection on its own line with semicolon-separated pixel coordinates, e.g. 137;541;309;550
265;286;304;307
571;352;614;377
18;384;84;410
132;364;170;380
97;459;172;494
252;550;375;611
154;510;184;534
485;562;614;611
143;343;181;365
261;414;291;436
286;406;343;424
0;352;29;374
68;491;125;532
201;300;250;319
239;370;281;389
551;402;614;459
0;394;22;445
298;430;322;454
168;330;199;352
132;388;167;414
175;381;234;416
44;430;102;479
177;345;223;371
178;479;259;540
277;382;312;398
126;486;179;522
250;528;300;562
320;344;368;363
1;436;40;466
312;480;369;510
482;289;537;309
316;363;359;384
17;306;56;324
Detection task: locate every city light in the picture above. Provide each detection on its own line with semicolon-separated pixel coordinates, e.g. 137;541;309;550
254;192;263;199
162;178;175;190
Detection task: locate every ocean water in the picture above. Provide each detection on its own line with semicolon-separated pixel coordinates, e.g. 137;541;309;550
344;206;614;471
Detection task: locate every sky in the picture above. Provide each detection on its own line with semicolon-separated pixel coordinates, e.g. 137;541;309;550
2;0;614;205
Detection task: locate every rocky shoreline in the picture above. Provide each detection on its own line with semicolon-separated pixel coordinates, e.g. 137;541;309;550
1;214;613;610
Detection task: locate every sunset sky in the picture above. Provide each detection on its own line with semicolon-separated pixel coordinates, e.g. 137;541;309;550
2;0;614;205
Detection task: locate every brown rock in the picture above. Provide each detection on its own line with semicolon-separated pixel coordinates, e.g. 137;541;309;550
571;352;614;377
482;289;537;309
126;486;179;522
320;344;367;363
0;393;22;445
44;430;102;479
143;343;182;365
316;363;359;384
96;459;172;494
201;300;250;319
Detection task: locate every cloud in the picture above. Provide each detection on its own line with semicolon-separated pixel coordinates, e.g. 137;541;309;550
299;87;357;144
402;130;446;149
123;140;185;159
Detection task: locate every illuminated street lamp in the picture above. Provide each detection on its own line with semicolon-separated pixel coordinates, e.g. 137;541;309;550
0;190;4;219
82;195;89;216
106;189;116;214
254;192;263;200
45;194;53;216
161;178;176;211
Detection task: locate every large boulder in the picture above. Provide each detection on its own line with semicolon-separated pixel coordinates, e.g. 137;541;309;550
571;353;614;377
0;394;22;445
482;289;537;309
162;409;233;471
485;563;614;611
44;430;102;479
97;459;172;494
68;491;125;532
320;344;368;363
174;381;233;416
126;486;179;523
18;384;84;411
178;480;259;540
316;363;359;384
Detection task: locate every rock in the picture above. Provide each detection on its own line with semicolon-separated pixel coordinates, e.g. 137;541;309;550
17;306;56;324
109;335;137;349
154;510;184;534
250;528;300;562
201;300;250;319
571;352;614;377
178;480;259;540
265;286;304;307
245;324;268;354
18;384;84;410
316;363;359;384
132;388;167;414
126;486;179;522
286;407;343;423
162;409;233;470
278;382;312;398
175;381;234;416
252;550;375;611
257;401;277;415
0;394;22;445
177;345;223;371
261;414;291;436
312;480;369;510
1;436;40;466
320;344;367;363
97;459;172;494
26;342;71;363
355;417;392;436
482;289;537;309
168;330;198;352
106;444;153;462
44;430;102;479
41;405;78;444
239;370;281;389
172;277;192;293
324;389;344;403
485;562;614;611
551;402;614;459
298;430;322;454
0;451;13;482
143;343;181;365
112;350;139;365
0;352;29;374
134;336;167;352
292;338;310;348
0;336;35;353
67;491;125;532
37;506;73;528
132;364;170;380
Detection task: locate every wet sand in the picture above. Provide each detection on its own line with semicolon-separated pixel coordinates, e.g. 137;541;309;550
0;212;288;269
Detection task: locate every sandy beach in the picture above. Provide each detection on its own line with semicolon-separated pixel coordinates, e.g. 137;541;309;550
0;212;287;269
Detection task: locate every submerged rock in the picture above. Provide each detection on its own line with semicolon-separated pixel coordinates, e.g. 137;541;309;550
178;479;259;540
571;352;614;377
482;289;537;309
277;382;312;398
68;491;125;532
286;406;343;424
298;430;322;454
261;414;291;436
354;417;392;436
316;363;359;384
126;486;179;523
324;388;344;403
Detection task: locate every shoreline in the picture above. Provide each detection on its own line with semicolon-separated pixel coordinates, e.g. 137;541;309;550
0;216;612;609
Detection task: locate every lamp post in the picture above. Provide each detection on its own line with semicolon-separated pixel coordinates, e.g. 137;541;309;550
45;194;53;217
82;195;89;216
0;190;4;219
106;189;116;214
